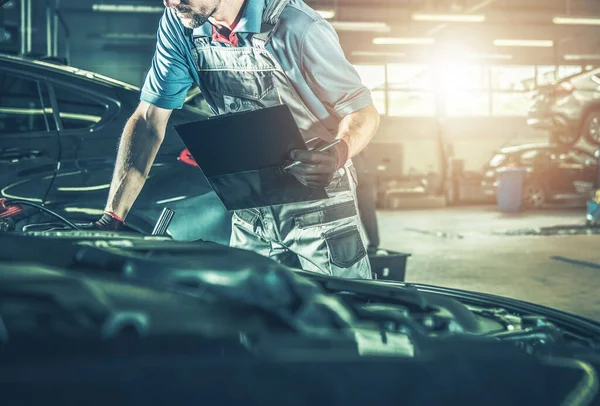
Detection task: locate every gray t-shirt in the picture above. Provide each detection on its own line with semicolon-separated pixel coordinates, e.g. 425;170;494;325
140;0;373;132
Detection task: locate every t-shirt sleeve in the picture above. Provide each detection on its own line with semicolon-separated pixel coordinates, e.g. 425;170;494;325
140;9;193;110
300;19;373;117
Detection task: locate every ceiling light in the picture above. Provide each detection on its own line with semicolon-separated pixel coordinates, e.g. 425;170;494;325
351;51;406;58
373;37;435;45
331;22;391;33
316;9;335;19
553;16;600;25
412;13;485;23
467;53;513;60
564;54;600;60
92;4;164;13
493;39;553;47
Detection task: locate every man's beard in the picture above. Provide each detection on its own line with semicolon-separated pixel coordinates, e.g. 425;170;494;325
176;7;216;28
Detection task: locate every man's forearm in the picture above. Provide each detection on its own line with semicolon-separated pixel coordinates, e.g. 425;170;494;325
336;104;380;158
105;114;165;219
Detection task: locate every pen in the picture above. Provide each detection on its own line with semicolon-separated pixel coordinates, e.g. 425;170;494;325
284;139;342;171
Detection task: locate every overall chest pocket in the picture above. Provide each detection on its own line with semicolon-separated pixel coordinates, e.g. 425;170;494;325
201;70;276;113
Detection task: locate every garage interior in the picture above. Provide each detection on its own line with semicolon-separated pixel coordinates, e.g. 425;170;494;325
2;0;600;320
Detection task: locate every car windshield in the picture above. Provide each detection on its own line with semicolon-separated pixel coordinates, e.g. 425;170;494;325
3;2;600;402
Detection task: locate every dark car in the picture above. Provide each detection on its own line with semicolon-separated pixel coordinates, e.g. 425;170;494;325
2;230;600;405
481;143;598;208
527;67;600;147
0;54;231;244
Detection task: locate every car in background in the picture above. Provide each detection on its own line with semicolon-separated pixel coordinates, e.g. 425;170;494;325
527;67;600;147
481;143;598;208
0;54;231;244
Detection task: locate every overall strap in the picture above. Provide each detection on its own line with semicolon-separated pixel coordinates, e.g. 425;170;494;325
252;0;292;47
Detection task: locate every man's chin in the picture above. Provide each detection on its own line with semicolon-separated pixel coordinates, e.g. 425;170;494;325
179;17;196;29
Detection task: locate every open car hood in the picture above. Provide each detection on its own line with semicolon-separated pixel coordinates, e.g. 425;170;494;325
1;231;600;405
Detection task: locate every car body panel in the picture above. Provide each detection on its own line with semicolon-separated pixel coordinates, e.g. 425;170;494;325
0;54;232;244
527;68;600;140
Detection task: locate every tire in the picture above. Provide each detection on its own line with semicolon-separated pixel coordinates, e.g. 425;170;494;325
523;181;547;209
581;111;600;147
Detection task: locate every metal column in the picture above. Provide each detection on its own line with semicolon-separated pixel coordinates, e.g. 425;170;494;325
47;1;52;57
52;0;59;56
26;0;32;53
20;0;26;54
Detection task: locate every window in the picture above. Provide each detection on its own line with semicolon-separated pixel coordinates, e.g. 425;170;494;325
0;71;50;134
388;91;435;116
447;91;490;116
440;65;489;116
492;92;534;116
354;65;386;115
491;66;536;116
52;84;108;130
387;64;434;116
492;66;535;91
387;64;432;90
537;66;557;86
558;65;583;80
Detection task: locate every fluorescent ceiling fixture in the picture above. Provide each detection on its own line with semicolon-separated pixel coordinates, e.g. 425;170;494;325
352;51;406;57
564;54;600;60
331;22;391;33
412;13;485;22
494;39;553;47
92;4;164;13
467;53;513;60
553;16;600;25
373;37;435;45
316;9;335;19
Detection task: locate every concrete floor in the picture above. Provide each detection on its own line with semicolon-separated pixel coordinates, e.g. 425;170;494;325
378;206;600;321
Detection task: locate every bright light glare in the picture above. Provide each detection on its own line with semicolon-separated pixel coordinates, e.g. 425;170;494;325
553;16;600;25
467;53;513;60
373;37;435;45
433;44;476;111
494;39;554;47
316;9;335;19
412;13;485;22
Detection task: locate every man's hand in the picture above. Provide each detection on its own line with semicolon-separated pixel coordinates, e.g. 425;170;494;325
286;149;339;188
92;213;124;231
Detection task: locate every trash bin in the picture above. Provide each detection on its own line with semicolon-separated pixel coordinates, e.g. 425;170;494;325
369;250;411;281
496;167;526;213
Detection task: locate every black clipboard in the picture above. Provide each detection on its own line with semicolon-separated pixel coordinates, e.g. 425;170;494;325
174;104;328;211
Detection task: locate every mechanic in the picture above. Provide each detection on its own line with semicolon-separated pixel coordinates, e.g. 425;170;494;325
94;0;380;279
